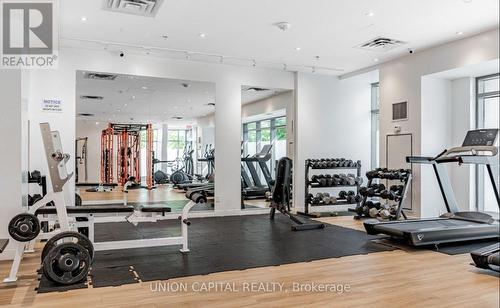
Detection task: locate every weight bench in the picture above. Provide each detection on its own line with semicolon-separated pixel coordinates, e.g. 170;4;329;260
34;204;183;245
0;239;8;253
6;202;194;283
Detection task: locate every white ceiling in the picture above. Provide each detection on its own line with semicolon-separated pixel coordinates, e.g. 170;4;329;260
61;0;499;75
76;71;216;124
241;87;291;105
76;71;287;124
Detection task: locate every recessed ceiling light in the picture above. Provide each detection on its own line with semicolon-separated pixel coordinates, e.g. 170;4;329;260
373;58;379;62
198;33;206;38
295;47;301;51
81;16;87;21
365;12;375;17
124;104;127;107
141;86;148;90
131;95;136;99
456;31;464;35
95;122;99;125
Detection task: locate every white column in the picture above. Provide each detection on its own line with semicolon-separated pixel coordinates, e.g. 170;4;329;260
0;70;23;260
214;78;242;214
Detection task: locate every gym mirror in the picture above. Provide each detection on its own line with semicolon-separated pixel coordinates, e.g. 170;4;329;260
240;85;294;210
75;71;216;211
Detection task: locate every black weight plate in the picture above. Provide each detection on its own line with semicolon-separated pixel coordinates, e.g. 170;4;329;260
43;242;91;285
8;213;41;242
41;231;94;264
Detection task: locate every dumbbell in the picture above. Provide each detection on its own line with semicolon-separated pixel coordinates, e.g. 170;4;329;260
346;192;359;204
324;174;333;186
380;189;397;200
30;170;42;182
355;205;364;217
379;209;391;219
369;207;379;218
362;205;371;216
340;174;351;185
338;191;348;199
345;174;356;186
359;187;369;197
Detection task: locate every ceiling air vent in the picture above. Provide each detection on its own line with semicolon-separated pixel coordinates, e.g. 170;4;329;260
244;87;270;92
356;37;407;52
102;0;164;17
84;72;118;81
78;113;96;117
80;95;104;100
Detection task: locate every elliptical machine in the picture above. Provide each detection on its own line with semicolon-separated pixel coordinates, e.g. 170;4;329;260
170;144;195;185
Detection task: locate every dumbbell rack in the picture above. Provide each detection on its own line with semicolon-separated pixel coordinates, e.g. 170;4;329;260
351;171;412;220
28;172;47;206
299;159;361;218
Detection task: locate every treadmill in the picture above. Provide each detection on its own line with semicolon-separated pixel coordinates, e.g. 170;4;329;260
470;243;499;272
241;145;274;199
364;129;499;246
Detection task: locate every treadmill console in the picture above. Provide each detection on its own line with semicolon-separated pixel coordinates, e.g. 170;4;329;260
462;129;499;146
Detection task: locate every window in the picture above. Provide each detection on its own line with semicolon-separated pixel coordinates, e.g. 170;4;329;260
371;83;380;169
476;73;499;213
139;128;162;179
166;129;192;173
242;116;287;181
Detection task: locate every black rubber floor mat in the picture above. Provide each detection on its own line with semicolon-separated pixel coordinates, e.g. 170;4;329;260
37;273;88;293
89;214;394;287
90;266;139;288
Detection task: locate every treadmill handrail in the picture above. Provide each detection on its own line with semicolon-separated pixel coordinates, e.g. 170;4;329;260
406;149;448;164
441;145;498;157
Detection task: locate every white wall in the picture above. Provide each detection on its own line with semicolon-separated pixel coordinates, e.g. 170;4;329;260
379;28;499;217
26;46;294;215
241;91;292;119
294;70;377;211
0;70;24;260
420;77;452;217
450;77;475;212
75;120;108;183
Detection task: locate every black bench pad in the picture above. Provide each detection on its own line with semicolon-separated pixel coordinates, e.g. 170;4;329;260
35;205;172;215
139;206;171;213
0;239;9;253
35;205;135;215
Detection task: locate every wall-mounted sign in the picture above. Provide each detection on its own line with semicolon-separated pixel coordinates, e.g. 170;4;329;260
42;99;62;113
